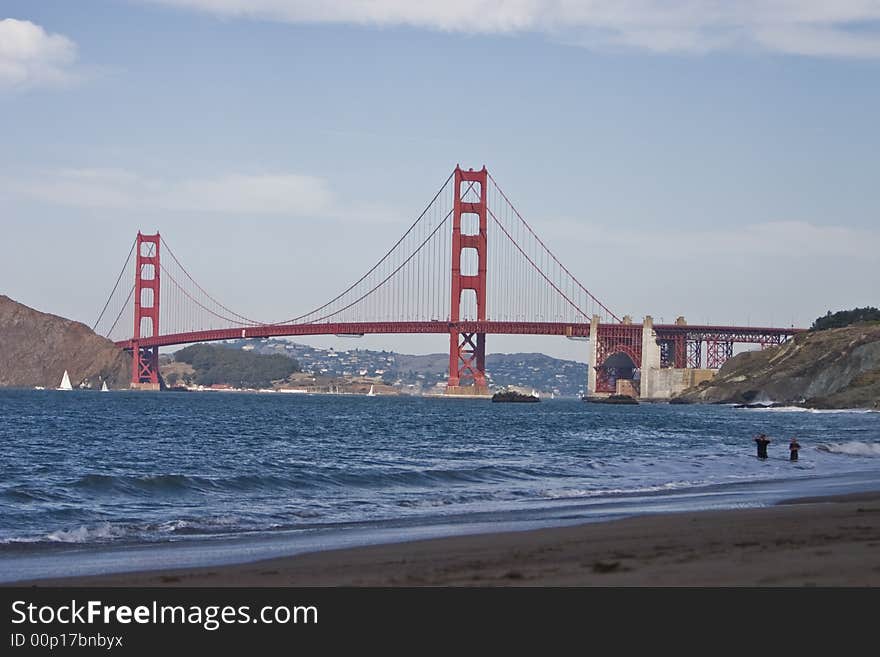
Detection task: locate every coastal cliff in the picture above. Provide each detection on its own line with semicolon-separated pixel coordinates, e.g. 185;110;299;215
673;324;880;409
0;295;130;389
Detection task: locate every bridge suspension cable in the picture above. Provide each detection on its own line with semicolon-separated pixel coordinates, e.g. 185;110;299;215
487;172;620;323
92;237;136;332
96;166;622;346
273;170;457;325
161;237;263;326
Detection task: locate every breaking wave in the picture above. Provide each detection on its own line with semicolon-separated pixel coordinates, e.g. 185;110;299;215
816;441;880;457
748;406;877;414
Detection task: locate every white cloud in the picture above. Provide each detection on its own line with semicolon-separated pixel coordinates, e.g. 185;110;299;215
139;1;880;57
753;23;880;57
1;168;335;216
0;18;79;89
166;173;334;214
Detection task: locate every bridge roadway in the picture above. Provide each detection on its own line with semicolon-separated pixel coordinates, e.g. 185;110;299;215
116;321;802;350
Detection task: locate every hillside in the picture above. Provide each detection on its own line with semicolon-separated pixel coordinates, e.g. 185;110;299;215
198;339;588;396
674;323;880;409
0;295;130;389
172;343;300;388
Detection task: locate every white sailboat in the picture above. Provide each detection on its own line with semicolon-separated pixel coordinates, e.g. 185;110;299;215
366;385;376;397
101;380;109;392
58;370;73;391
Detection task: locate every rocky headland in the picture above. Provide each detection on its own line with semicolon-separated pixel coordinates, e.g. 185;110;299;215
674;323;880;409
0;295;130;389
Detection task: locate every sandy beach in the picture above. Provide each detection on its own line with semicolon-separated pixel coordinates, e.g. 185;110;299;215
18;491;880;587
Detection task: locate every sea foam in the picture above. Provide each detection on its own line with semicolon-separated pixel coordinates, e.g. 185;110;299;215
817;441;880;457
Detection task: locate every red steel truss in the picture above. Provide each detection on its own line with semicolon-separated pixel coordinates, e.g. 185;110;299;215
593;323;642;393
655;326;792;370
686;339;702;368
116;322;802;360
705;340;735;369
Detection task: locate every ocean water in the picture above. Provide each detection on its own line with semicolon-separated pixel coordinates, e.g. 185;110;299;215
1;389;878;582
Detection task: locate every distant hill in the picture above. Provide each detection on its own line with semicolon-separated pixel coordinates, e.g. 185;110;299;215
674;323;880;409
0;295;130;389
209;338;588;396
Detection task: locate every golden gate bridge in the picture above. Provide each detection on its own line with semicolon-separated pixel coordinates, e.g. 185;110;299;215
93;166;801;397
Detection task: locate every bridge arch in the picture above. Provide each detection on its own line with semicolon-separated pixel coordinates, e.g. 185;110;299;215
595;348;640;395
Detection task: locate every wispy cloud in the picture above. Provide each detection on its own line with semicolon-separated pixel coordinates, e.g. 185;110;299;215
1;168;335;216
0;18;80;90
141;1;880;57
542;217;880;261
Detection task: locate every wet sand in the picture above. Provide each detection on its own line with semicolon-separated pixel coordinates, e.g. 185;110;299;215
18;492;880;587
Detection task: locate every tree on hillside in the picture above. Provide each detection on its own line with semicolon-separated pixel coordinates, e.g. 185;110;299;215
174;344;300;388
811;307;880;331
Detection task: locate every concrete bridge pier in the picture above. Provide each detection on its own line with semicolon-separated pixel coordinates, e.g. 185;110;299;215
587;314;599;396
639;316;661;398
587;315;715;400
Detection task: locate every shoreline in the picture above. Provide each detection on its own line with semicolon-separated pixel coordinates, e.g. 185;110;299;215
6;388;877;409
13;490;880;587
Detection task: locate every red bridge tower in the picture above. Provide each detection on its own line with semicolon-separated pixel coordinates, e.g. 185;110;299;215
131;232;161;389
447;166;489;395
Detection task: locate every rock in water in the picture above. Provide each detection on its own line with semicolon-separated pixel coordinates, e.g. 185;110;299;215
583;395;639;405
0;295;130;389
491;390;541;403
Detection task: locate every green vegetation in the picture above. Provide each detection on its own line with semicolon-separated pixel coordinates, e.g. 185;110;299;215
810;307;880;332
175;344;299;388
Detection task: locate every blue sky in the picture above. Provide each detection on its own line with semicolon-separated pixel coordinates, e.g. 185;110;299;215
1;1;878;360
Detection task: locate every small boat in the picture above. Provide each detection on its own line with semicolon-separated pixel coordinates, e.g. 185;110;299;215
57;370;73;391
33;386;45;390
101;381;109;392
366;385;376;397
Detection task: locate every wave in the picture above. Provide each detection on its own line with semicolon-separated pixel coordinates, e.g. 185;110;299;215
0;515;267;547
71;473;221;495
0;487;65;503
319;464;552;489
0;523;131;546
66;465;554;498
540;479;711;501
46;523;127;544
816;441;880;457
747;406;877;414
68;472;318;496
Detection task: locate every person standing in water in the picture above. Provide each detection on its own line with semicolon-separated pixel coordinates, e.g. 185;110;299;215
754;433;771;459
789;437;801;461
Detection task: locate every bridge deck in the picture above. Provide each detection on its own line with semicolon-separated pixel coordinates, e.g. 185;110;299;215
116;322;803;350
